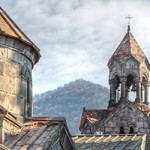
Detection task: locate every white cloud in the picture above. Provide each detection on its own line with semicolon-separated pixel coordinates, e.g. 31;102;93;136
1;0;150;94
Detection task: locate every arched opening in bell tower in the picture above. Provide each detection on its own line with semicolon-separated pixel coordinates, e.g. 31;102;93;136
141;76;149;104
114;75;121;102
126;74;136;101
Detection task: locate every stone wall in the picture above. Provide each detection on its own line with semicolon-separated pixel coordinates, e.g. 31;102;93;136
95;103;150;135
109;58;139;80
3;117;22;144
0;35;38;122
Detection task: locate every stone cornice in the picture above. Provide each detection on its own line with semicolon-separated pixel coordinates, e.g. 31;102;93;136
0;35;40;67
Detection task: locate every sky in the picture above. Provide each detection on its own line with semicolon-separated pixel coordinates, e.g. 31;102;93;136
1;0;150;95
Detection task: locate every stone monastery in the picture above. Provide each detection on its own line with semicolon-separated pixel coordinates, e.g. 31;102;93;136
73;25;150;149
0;6;149;150
80;25;150;135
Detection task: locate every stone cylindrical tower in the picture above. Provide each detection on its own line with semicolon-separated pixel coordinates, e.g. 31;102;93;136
0;7;41;122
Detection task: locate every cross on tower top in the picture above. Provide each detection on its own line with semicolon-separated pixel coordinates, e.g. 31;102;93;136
125;14;133;32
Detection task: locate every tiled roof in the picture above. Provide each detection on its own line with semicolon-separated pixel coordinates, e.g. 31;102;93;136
4;117;74;150
108;29;149;66
114;31;145;58
80;100;150;130
137;105;150;114
0;144;10;150
0;7;41;63
79;108;110;130
72;134;146;150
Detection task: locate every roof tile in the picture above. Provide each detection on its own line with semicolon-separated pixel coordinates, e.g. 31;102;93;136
108;30;149;66
72;134;146;150
5;117;69;149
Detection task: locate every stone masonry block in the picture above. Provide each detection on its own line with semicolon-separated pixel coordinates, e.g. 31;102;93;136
8;50;24;65
3;63;20;78
0;48;7;58
0;75;15;94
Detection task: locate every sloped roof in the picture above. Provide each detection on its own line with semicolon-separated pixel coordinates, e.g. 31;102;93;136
108;27;149;66
79;108;110;130
0;7;41;63
80;100;150;131
72;134;146;150
5;117;75;150
0;144;10;150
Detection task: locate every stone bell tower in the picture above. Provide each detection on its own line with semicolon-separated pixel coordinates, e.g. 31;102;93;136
0;7;41;122
108;25;150;108
80;25;150;136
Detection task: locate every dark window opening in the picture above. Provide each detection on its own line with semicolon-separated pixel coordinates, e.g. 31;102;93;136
26;76;30;118
98;112;103;120
129;127;134;134
27;77;30;102
119;126;125;134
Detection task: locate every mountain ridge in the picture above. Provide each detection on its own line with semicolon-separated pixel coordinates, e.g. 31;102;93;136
33;79;109;134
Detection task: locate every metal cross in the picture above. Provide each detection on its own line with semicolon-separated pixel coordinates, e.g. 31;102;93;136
125;14;133;26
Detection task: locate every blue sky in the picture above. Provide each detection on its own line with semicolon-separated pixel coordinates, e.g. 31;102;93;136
1;0;150;94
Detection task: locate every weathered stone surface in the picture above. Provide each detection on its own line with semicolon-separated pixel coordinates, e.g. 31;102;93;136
5;37;15;48
0;61;3;75
0;36;6;45
0;91;6;108
3;64;20;78
16;97;25;116
20;80;27;99
0;76;15;94
94;101;150;135
15;78;21;95
0;48;7;58
0;37;37;122
8;50;24;65
6;95;16;112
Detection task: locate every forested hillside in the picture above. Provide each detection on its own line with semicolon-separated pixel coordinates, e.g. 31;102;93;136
33;79;109;134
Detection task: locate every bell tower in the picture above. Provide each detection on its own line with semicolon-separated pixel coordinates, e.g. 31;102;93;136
108;25;150;108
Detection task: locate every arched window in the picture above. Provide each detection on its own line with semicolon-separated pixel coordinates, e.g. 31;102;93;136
114;75;120;102
129;127;134;134
27;76;30;103
119;126;125;134
25;74;31;119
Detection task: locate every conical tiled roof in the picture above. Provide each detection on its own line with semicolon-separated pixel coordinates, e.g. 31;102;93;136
0;7;41;63
108;27;147;65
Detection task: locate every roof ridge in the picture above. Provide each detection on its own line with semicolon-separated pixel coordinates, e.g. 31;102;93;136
0;7;31;43
0;12;20;38
128;31;132;54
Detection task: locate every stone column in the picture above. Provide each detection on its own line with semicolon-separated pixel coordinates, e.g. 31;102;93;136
108;79;116;107
120;77;126;101
144;83;149;105
110;84;115;101
135;80;142;103
126;87;130;100
141;85;144;102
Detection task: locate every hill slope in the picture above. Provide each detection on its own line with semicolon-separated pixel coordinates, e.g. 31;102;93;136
33;79;109;134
